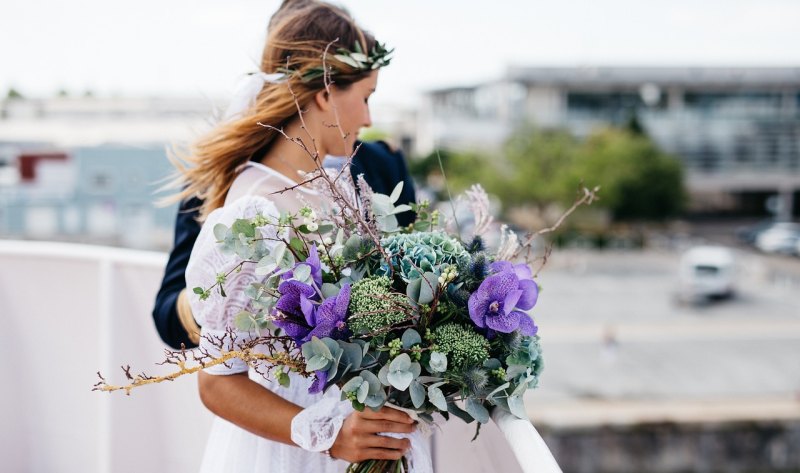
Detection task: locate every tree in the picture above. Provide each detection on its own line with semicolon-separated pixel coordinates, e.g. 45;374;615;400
567;128;686;220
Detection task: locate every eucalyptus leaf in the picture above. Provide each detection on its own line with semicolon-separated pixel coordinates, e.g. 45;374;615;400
292;264;311;283
378;364;390;386
360;370;382;395
418;272;439;305
401;329;422;349
321;283;340;298
427;384;448;411
233;311;257;331
213;223;229;241
341;376;363;394
387;371;413;391
306;354;330;372
486;382;511;402
356;380;370;403
447;402;475;424
507;395;527;419
409;380;426;409
465;398;490;424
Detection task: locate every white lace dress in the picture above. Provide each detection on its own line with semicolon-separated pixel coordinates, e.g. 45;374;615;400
186;162;352;473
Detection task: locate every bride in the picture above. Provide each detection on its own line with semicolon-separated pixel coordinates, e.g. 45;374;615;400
175;2;418;471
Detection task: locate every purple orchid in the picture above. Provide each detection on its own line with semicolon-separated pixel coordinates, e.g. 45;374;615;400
308;368;328;394
272;245;326;343
273;279;317;342
468;262;539;336
304;284;351;342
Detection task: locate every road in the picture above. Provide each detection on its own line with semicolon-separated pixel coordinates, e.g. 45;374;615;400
525;248;800;425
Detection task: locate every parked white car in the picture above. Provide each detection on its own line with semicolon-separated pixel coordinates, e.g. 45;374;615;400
678;246;736;302
754;222;800;255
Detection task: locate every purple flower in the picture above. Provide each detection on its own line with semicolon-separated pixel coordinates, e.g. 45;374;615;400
468;263;539;336
308;369;328;394
489;261;539;311
273;279;317;342
281;244;323;289
304;284;351;342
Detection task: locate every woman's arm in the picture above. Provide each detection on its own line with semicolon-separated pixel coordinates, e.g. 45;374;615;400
198;371;415;462
198;372;301;443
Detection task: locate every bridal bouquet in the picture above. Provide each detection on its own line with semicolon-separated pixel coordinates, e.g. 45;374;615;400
194;176;549;473
95;162;596;473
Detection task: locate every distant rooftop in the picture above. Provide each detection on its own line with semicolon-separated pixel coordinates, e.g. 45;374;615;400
505;66;800;88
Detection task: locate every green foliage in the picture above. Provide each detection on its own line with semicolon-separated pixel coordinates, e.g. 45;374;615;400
412;124;686;222
566;128;686;220
432;323;490;369
347;276;408;334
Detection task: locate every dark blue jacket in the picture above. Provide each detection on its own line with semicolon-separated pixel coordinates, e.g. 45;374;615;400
152;141;417;349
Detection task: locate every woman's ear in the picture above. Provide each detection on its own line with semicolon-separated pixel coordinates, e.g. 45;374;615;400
313;89;331;112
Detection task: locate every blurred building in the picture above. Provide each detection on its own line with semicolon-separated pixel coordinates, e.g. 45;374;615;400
418;67;800;218
0;95;218;248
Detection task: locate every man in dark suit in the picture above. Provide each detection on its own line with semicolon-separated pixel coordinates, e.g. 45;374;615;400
152;141;417;349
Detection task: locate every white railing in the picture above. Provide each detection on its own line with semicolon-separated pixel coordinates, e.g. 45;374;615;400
0;240;557;473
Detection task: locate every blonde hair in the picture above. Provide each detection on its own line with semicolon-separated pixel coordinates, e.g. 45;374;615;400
168;1;377;220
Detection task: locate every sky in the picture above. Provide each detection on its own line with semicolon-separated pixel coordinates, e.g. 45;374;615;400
2;0;800;108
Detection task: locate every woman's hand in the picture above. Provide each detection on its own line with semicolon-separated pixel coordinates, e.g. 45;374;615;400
329;406;416;462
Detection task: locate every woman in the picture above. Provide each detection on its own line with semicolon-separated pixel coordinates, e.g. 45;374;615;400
175;2;419;471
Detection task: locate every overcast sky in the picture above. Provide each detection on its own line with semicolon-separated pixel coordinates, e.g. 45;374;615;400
2;0;799;107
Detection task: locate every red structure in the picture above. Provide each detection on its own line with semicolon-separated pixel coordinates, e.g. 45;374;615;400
17;152;69;182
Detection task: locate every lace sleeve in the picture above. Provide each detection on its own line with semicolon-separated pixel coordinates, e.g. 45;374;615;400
185;195;284;375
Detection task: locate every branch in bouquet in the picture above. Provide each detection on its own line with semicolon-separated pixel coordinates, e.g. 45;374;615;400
93;329;307;395
513;184;600;266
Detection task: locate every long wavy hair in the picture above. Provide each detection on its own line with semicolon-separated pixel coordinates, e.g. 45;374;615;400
169;1;378;220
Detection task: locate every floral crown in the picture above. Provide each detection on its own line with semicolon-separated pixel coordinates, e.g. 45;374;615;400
278;41;393;83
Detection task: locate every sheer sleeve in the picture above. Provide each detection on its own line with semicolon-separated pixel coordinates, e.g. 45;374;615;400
185;194;284;375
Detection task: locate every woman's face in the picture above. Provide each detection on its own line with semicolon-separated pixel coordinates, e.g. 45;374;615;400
322;70;378;156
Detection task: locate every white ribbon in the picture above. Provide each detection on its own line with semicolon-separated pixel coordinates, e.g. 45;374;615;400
223;72;286;121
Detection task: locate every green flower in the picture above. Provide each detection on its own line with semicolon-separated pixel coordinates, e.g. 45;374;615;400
380;231;470;281
432;323;490;368
347;276;408;334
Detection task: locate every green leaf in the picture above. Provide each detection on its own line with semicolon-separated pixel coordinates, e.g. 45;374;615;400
293;264;311;283
387;370;413;391
277;371;290;388
360;370;382;395
418;272;439;305
406;277;421;303
321;283;340;298
317;223;335;234
289;237;305;254
338;341;363;371
232;219;256;238
306;354;330;372
508;395;527;419
390;353;412;372
401;329;422;349
409;380;426;408
356;380;370;403
342;376;364;393
486;382;511;402
447;401;475;424
378;364;390;386
465;398;490;424
414;221;431;231
233;311;256;331
193;287;205;295
213;223;229;241
427;384;448;411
